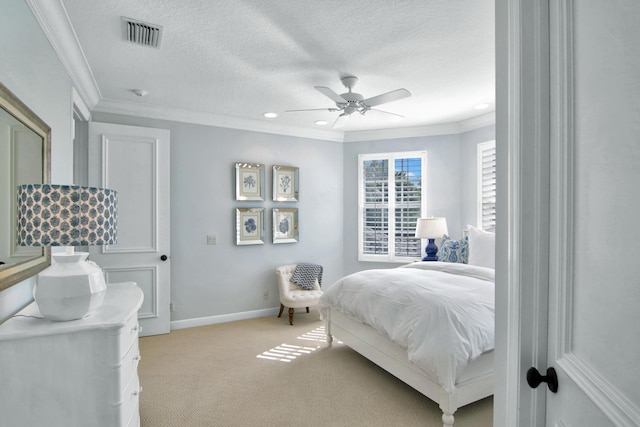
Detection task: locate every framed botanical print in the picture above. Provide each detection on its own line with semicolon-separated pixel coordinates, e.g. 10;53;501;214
272;165;299;202
272;208;298;244
235;163;265;201
235;208;265;245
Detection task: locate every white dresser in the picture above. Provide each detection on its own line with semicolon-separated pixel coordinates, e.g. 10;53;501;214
0;282;144;427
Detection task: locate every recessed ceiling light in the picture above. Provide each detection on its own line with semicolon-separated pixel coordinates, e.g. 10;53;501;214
474;103;490;110
263;112;278;118
315;120;328;126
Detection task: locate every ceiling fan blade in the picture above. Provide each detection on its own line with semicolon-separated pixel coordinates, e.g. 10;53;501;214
362;88;411;108
366;108;405;123
285;108;335;112
332;113;349;128
315;86;347;104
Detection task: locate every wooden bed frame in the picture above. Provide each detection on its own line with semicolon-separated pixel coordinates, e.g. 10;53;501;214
324;308;494;427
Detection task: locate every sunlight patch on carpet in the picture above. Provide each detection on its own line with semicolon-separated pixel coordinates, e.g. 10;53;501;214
297;326;328;342
256;343;318;362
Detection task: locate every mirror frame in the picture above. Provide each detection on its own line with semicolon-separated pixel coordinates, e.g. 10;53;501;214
0;82;51;291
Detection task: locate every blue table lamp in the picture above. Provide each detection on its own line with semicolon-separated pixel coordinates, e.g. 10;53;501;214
415;217;448;261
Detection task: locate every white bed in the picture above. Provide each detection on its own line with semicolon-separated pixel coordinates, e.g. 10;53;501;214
318;261;495;427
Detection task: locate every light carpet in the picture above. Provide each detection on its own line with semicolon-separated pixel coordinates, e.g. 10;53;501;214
138;311;493;426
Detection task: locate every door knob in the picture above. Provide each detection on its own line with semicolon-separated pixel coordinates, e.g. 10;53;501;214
160;255;168;261
526;367;558;393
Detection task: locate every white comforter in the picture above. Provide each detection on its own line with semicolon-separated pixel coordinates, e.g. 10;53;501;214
318;262;495;393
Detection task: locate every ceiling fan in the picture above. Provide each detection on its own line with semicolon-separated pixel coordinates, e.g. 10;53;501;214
286;76;411;128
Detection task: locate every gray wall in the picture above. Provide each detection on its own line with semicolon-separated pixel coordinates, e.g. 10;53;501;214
0;0;75;321
92;113;344;322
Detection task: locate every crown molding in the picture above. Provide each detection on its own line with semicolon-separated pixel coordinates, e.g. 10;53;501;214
344;112;496;142
94;98;345;142
344;123;462;142
457;111;496;133
27;0;101;108
95;97;495;142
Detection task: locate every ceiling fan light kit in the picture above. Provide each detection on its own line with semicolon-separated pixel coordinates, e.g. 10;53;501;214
286;75;411;128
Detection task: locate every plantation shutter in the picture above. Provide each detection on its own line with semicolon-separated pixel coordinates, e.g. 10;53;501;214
394;157;422;257
359;152;426;261
478;141;496;232
362;159;389;255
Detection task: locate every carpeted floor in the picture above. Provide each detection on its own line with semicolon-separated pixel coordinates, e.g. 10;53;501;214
138;311;493;426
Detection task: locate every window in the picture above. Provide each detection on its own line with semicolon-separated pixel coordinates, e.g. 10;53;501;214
477;140;496;232
358;151;427;262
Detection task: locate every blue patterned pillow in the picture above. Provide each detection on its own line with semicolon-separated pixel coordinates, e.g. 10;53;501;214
437;235;469;264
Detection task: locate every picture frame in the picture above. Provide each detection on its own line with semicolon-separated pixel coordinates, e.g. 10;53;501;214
235;208;265;245
272;165;299;202
235;163;265;201
272;208;298;244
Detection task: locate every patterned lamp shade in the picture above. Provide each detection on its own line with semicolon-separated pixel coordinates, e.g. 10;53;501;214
16;184;118;247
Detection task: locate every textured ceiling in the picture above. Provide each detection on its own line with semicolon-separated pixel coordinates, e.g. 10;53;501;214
57;0;494;138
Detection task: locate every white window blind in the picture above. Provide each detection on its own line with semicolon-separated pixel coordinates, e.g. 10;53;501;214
359;151;426;262
477;141;496;232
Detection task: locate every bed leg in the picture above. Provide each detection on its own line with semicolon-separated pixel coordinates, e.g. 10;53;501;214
442;412;455;427
324;318;333;348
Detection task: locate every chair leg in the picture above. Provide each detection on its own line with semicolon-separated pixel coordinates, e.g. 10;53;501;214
306;307;309;313
277;303;285;318
288;307;294;325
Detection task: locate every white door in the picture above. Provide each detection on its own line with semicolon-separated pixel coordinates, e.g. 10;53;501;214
543;1;640;425
88;122;170;336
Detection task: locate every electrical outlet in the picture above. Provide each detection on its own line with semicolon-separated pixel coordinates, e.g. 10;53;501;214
169;301;175;312
263;290;269;300
207;235;217;245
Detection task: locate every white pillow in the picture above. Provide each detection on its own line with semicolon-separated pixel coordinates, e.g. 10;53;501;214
467;225;495;269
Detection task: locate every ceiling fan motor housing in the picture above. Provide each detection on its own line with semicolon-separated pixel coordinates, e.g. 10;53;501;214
338;91;364;114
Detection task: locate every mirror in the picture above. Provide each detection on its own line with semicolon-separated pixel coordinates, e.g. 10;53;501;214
0;82;51;291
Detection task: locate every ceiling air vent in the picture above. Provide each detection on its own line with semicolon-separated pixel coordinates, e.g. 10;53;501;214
122;17;163;48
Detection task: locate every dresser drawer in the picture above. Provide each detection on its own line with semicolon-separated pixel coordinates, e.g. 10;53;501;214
118;372;142;427
119;335;141;395
118;313;141;359
106;317;141;402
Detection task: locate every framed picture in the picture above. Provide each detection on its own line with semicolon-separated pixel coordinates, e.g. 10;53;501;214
272;208;298;244
236;208;265;245
235;163;265;201
272;165;299;202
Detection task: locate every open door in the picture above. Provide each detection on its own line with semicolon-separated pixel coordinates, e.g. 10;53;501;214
498;0;640;425
543;1;640;425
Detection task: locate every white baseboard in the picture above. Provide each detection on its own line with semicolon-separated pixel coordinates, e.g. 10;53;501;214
170;307;280;331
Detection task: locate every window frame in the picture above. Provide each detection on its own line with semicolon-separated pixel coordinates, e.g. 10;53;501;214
477;140;496;232
358;151;427;263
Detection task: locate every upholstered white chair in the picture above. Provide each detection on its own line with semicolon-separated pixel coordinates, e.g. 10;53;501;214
275;264;323;325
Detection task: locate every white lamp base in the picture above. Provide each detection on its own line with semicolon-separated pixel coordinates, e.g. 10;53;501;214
34;251;107;321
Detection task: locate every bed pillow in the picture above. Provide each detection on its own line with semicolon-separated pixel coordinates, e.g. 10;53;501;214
467;225;495;269
437;235;468;264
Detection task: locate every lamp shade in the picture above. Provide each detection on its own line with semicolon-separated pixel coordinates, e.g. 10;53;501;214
16;184;117;247
415;217;448;239
15;184;118;321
